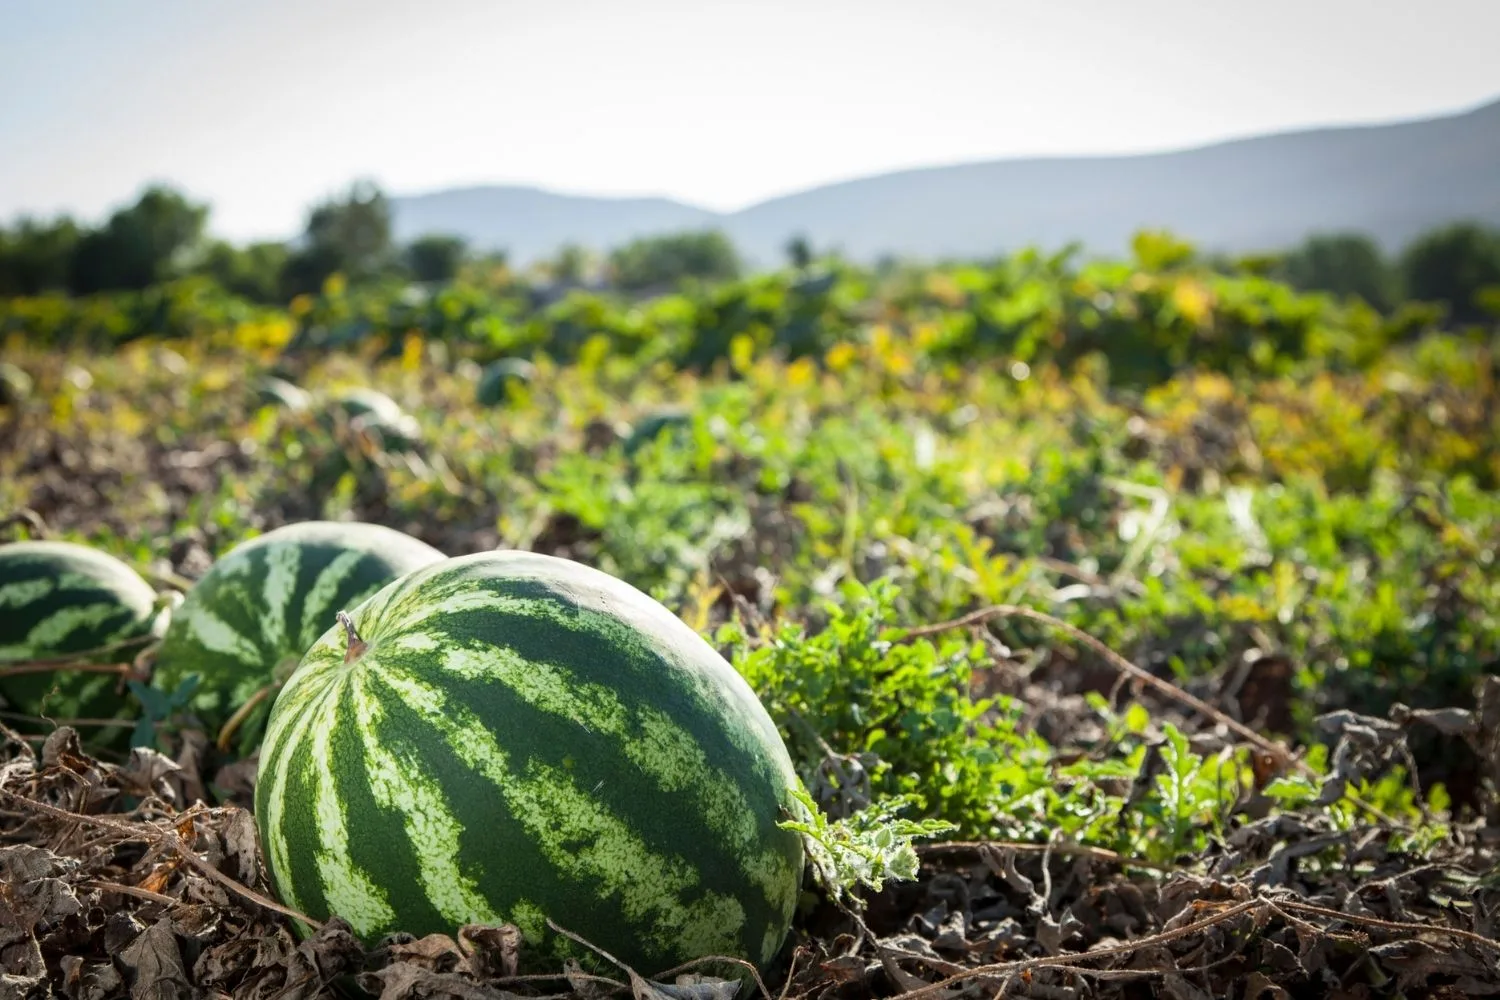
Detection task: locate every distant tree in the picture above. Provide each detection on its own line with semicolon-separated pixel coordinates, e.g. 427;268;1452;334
194;240;290;303
1278;233;1399;310
1399;222;1500;325
280;180;395;296
0;216;81;295
549;243;592;284
69;185;209;294
405;234;468;284
785;234;814;271
1130;230;1197;271
608;230;741;291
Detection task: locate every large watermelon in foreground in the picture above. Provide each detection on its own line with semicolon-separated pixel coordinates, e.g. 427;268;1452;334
0;541;165;738
152;521;444;744
255;550;806;977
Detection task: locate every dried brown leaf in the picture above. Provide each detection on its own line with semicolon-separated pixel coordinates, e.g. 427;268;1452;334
118;919;191;1000
456;924;522;980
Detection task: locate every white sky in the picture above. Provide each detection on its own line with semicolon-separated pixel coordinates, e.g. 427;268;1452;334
2;0;1498;243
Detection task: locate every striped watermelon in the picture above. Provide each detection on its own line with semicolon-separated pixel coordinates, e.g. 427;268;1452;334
476;359;536;407
0;541;165;739
152;521;444;747
328;388;422;454
255;550;806;977
256;376;312;413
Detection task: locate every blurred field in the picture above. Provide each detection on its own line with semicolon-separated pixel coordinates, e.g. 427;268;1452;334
5;243;1500;995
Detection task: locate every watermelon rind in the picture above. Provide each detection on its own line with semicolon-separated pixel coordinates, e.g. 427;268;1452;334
256;377;312;413
327;389;423;453
151;521;444;743
0;541;164;740
255;549;806;977
623;407;693;457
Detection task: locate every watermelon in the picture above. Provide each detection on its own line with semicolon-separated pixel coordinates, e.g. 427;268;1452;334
256;376;312;413
328;389;422;453
333;388;404;423
255;550;806;977
0;541;164;738
623;406;693;457
476;359;536;407
152;521;444;745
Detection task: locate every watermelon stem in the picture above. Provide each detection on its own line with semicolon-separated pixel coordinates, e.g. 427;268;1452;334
336;611;368;664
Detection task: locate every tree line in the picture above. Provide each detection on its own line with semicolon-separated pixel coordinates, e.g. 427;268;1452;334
0;181;743;303
1272;226;1500;325
2;180;1498;323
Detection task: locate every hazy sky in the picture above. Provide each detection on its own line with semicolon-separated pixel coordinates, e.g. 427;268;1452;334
3;0;1498;242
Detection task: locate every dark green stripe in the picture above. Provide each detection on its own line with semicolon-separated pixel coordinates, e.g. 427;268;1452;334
276;706;330;924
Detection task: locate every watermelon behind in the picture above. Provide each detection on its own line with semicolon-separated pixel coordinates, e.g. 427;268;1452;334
255;550;805;977
152;521;444;747
0;541;165;741
476;358;536;407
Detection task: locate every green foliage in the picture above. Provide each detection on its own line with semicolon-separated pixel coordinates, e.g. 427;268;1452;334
281;180;396;296
1278;232;1400;311
547;243;594;285
0;216;81;296
725;579;1028;834
194;240;290;303
2;264;1479;874
608;229;742;291
406;234;469;284
69;186;209;294
1400;222;1500;325
779;785;955;905
785;234;814;271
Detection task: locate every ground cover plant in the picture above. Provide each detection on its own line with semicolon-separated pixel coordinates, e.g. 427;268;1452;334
3;239;1500;999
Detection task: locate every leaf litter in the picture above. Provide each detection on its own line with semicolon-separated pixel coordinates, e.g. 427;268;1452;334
4;670;1500;999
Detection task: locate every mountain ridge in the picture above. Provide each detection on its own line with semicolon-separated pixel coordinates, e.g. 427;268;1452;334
390;96;1500;265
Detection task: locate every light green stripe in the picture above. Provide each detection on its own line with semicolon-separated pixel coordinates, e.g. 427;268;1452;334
260;542;302;653
177;604;264;667
23;604;121;651
0;578;54;609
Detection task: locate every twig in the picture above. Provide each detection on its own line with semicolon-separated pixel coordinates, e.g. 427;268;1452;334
166;830;325;930
775;948;803;1000
0;634;157;669
85;879;184;908
895;604;1406;832
899;605;1294;764
146;569;197;593
1279;899;1500;954
0;711;135;729
0;789;323;931
0;508;49;539
885;899;1261;1000
918;840;1176;873
544;918;634;976
216;682;276;751
0;661;132;679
